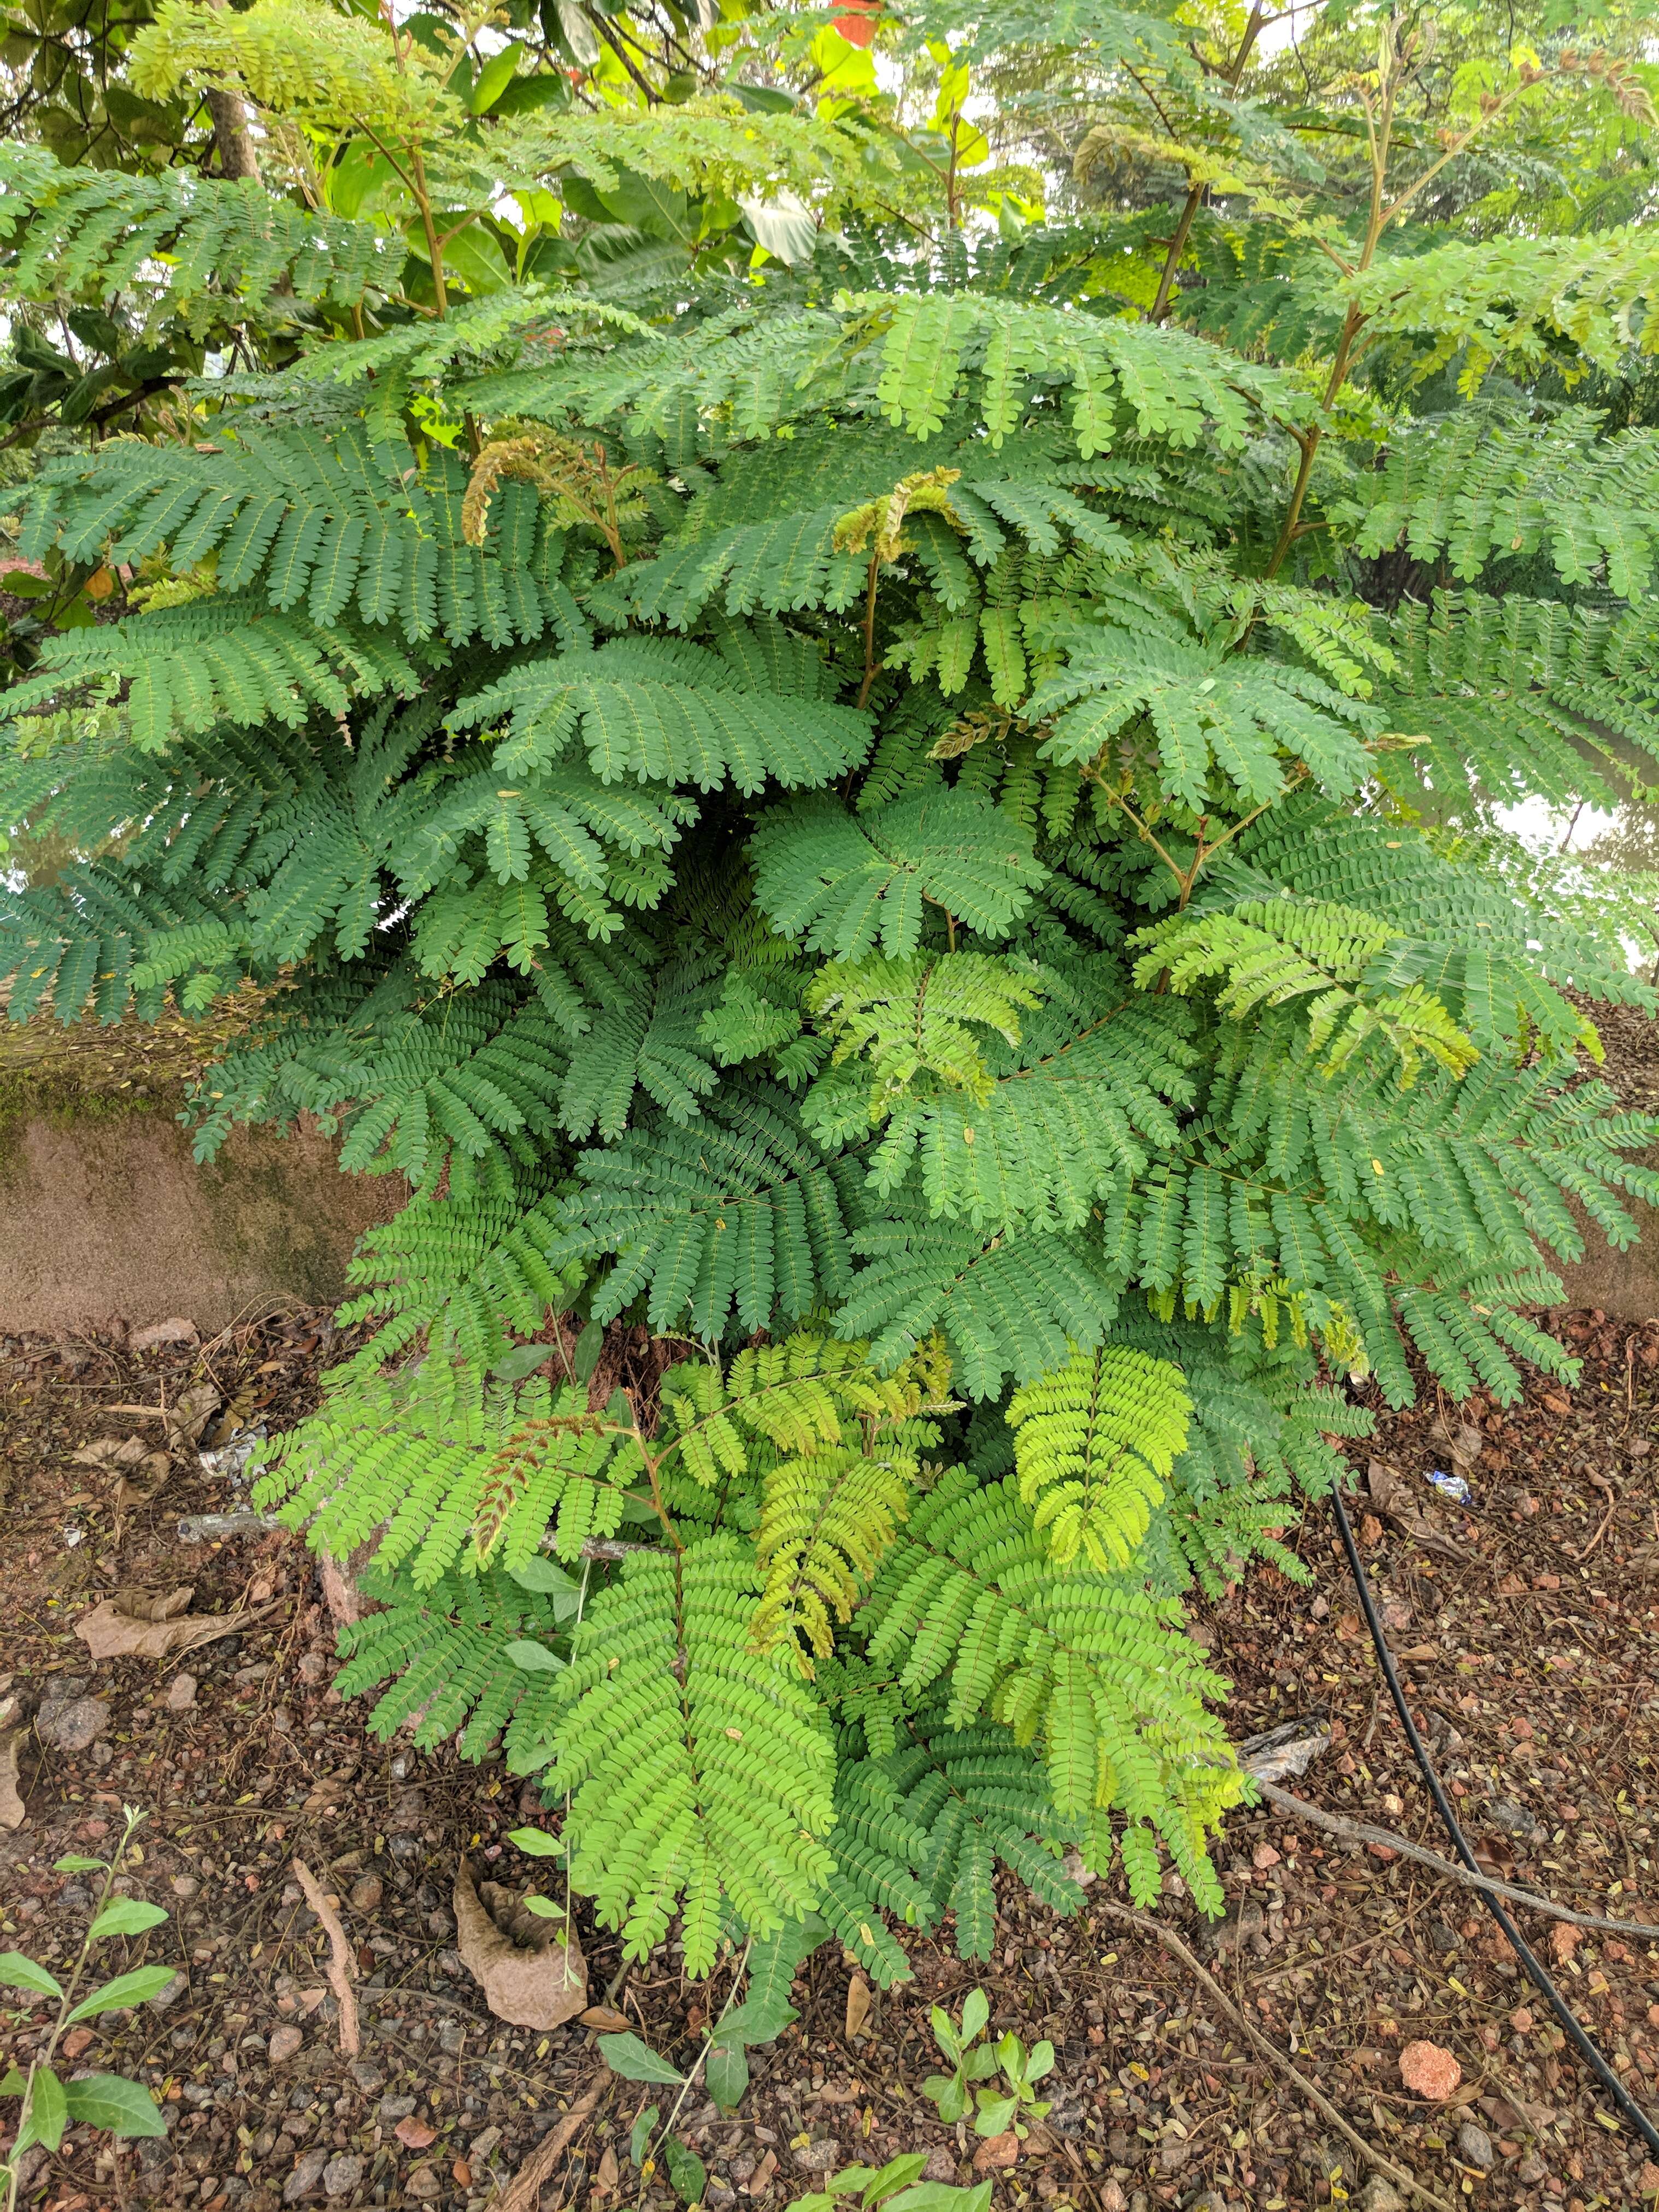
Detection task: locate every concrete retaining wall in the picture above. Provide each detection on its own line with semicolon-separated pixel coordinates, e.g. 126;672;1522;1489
0;1101;401;1334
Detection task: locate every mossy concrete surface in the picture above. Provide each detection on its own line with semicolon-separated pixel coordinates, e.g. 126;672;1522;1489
0;1099;402;1333
0;993;401;1332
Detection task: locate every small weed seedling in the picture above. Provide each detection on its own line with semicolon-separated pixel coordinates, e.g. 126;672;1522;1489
921;1988;1055;2140
1;1805;173;2210
786;2152;993;2212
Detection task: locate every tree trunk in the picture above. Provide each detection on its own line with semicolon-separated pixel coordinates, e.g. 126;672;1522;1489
204;85;261;181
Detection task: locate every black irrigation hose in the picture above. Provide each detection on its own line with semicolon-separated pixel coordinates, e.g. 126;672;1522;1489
1330;1482;1659;2163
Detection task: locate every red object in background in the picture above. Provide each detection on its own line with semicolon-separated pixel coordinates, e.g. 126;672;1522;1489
833;0;881;45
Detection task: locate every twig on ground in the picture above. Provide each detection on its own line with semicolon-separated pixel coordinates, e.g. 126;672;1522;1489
1094;1898;1454;2212
496;2075;607;2212
1256;1780;1658;1938
1574;1472;1619;1562
290;1857;361;2056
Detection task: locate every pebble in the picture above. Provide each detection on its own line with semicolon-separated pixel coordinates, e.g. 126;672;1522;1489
1356;2182;1405;2212
1397;2039;1461;2102
233;1661;270;1686
348;2058;384;2093
170;1875;200;1899
268;2025;304;2064
378;2095;417;2125
1455;2120;1495;2172
348;1874;383;1914
405;2167;442;2201
792;2138;840;2173
36;1696;111;1752
164;1673;198;1712
321;2153;364;2199
922;2154;957;2187
145;1972;186;2014
1488;1798;1542;1840
469;2126;502;2161
283;2146;330;2204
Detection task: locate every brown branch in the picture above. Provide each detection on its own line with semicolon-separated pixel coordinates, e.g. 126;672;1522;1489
290;1858;361;2056
1148;0;1267;322
1094;1899;1454;2212
496;2075;608;2212
1255;1781;1659;1939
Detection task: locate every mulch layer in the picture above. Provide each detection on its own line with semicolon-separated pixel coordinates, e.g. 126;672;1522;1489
3;1293;1659;2212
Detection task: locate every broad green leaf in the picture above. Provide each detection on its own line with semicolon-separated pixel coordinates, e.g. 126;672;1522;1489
469;39;524;113
630;2103;660;2165
711;1991;797;2047
52;1855;105;1873
67;1965;181;2021
971;2091;1017;2137
886;2185;993;2212
601;2032;684;2086
504;1639;566;1672
857;2155;928;2201
0;1953;63;2000
705;2039;749;2111
62;2073;168;2138
89;1898;169;1940
491;1342;553;1382
508;1552;584;1593
29;2068;68;2152
666;2139;707;2205
960;1987;989;2043
506;1825;563;1857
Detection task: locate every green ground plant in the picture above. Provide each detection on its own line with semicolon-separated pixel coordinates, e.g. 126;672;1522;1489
0;1808;172;2212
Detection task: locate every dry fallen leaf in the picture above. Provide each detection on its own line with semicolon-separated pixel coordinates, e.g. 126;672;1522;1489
164;1382;222;1450
973;2132;1020;2174
0;1728;25;1829
454;1858;587;2030
1427;1415;1484;1473
395;2116;438;2150
72;1435;150;1471
579;2004;631;2033
844;1971;872;2042
75;1587;278;1662
595;2144;620;2198
113;1453;173;1526
114;1586;192;1623
1367;1456;1402;1511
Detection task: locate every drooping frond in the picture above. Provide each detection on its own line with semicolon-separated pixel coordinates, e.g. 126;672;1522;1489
1005;1343;1192;1570
861;1465;1239;1907
0;143;404;323
511;1536;837;1975
253;1360;643;1586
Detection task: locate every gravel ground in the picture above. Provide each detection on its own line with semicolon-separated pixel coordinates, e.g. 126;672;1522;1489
2;1283;1659;2212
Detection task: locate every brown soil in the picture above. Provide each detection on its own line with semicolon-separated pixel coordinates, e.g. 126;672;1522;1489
3;1312;1658;2212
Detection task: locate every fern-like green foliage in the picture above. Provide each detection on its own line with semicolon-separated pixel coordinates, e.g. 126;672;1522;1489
10;7;1659;1989
1006;1344;1191;1569
516;1537;839;1975
0;144;404;326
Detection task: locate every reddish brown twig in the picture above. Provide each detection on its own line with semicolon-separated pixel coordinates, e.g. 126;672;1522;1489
290;1857;360;2057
